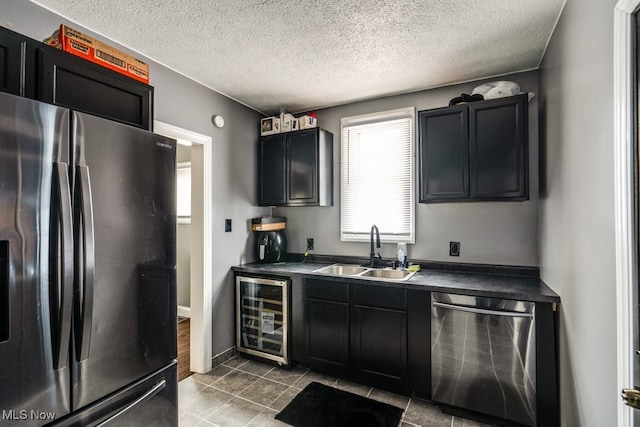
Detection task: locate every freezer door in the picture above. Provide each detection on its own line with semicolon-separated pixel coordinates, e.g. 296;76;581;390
48;362;177;427
70;112;177;411
0;92;72;424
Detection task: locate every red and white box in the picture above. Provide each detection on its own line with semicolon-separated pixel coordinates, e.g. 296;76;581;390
44;24;150;84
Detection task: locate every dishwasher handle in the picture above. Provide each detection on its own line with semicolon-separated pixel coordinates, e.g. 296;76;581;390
432;301;534;318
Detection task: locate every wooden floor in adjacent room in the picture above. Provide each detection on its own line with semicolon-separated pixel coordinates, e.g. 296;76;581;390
177;317;192;381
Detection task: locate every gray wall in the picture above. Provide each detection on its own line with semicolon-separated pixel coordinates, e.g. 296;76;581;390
277;70;540;267
539;0;617;425
2;0;265;358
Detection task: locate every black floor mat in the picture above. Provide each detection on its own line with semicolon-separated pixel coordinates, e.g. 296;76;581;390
275;382;403;427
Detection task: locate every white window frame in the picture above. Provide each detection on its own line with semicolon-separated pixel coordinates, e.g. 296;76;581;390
340;106;415;244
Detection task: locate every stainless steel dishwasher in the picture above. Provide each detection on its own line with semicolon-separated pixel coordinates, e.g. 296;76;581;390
431;292;536;426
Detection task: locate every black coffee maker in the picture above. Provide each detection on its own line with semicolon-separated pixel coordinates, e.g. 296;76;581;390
251;217;287;263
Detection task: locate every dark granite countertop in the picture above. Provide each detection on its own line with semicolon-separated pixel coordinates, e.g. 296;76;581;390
231;260;560;304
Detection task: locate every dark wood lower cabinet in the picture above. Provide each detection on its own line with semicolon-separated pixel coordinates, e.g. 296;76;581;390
300;278;409;392
305;298;349;372
351;305;407;391
301;278;350;373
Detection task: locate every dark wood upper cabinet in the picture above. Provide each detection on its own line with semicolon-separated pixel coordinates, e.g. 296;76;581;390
469;95;528;199
0;29;23;96
0;26;153;131
418;105;469;201
258;134;287;206
258;128;333;207
418;94;529;202
287;130;318;204
36;45;153;131
0;27;33;97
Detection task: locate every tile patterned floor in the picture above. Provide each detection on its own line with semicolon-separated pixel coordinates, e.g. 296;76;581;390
178;356;494;427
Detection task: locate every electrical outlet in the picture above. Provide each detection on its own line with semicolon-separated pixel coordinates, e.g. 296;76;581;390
306;238;314;251
225;219;232;232
449;241;460;257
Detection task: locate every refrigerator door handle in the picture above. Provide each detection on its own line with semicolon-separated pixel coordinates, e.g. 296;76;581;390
95;380;167;427
53;162;73;370
74;165;95;361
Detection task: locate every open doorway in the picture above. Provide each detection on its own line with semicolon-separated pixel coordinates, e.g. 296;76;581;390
176;147;192;380
154;120;214;376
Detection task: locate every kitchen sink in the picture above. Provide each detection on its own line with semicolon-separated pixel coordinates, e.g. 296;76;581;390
312;264;416;281
360;268;415;280
313;264;368;276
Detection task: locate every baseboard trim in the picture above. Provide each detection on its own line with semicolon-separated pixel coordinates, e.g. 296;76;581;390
177;305;191;319
211;346;236;368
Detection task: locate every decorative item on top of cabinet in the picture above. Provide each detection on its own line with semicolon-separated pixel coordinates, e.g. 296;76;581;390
258;127;333;207
418;93;528;203
261;112;314;136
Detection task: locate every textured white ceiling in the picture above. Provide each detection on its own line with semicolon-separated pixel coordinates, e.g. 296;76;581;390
30;0;565;115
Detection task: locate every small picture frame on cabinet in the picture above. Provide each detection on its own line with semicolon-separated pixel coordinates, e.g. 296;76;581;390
261;117;281;135
281;113;296;132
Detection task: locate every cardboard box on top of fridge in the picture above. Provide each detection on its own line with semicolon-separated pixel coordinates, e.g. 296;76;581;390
43;24;150;84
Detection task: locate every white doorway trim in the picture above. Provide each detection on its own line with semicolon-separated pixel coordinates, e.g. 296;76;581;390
614;1;639;426
154;120;213;374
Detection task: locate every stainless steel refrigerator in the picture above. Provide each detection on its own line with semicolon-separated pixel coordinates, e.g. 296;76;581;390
0;91;178;426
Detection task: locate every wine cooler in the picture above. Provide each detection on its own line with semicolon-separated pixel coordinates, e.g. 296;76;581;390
235;275;290;365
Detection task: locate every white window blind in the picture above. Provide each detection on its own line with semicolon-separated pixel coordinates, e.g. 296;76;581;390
177;162;191;223
341;107;415;243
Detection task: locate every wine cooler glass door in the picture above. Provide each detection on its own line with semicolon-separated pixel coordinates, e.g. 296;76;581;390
236;276;289;365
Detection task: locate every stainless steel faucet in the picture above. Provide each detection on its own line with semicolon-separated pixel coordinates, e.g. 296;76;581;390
369;224;382;267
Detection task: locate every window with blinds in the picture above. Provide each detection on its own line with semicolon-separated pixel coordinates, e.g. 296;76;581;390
340;107;415;243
